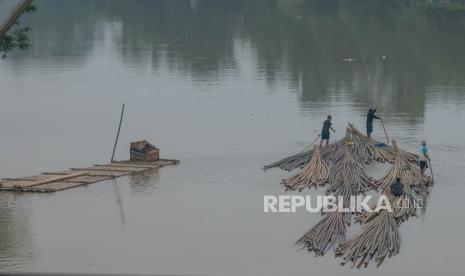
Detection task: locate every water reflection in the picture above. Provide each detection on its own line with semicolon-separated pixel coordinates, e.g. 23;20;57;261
128;168;161;194
0;195;35;270
10;0;464;122
111;179;126;231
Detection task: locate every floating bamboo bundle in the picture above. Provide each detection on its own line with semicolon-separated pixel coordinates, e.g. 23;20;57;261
355;194;416;225
264;150;313;171
348;124;418;165
376;140;432;193
283;146;330;191
264;123;410;172
351;141;428;224
336;208;401;268
263;123;435;268
297;145;375;256
378;152;431;222
390;193;417;223
297;211;350;256
264;130;353;171
321;129;379;166
327;149;375;200
347;124;392;163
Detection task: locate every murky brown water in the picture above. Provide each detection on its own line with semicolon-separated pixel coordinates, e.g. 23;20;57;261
1;0;465;274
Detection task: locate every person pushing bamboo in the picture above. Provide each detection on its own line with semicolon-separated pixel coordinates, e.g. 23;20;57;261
419;140;431;177
366;107;381;138
319;115;335;148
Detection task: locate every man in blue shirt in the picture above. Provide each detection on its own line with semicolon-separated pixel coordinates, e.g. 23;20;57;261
366;107;381;138
419;140;430;176
319;115;335;148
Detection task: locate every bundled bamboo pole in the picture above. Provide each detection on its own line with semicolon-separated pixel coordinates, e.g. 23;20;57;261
349;124;418;165
283;146;330;191
327;146;375;200
263;150;313;171
355;194;416;225
298;143;374;256
389;193;417;223
265;124;435;267
347;124;392;163
376;140;432;193
297;211;350;256
336;207;401;268
264;129;353;171
264;123;413;172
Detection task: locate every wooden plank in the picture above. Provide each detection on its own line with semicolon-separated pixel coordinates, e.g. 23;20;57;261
52;170;130;177
62;175;113;184
0;180;33;188
0;172;85;188
86;171;130;177
71;166;148;173
0;176;115;193
2;177;36;182
113;159;179;166
26;181;87;192
18;172;88;188
2;174;59;182
42;172;70;176
0;173;83;189
96;163;161;169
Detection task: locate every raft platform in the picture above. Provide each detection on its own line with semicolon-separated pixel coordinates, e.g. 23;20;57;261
0;159;179;193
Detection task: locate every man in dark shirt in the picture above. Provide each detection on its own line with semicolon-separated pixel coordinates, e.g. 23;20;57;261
390;177;404;197
319;115;335;148
366;107;381;138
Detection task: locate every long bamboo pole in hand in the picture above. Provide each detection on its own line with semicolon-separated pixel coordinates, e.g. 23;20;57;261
359;43;389;144
300;133;321;153
111;103;125;162
428;158;435;184
380;118;389;144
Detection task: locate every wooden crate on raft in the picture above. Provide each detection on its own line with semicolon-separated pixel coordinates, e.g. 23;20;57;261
130;140;159;162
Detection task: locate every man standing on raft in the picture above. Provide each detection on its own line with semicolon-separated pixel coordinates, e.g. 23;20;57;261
366;107;381;138
320;115;335;148
419;140;430;176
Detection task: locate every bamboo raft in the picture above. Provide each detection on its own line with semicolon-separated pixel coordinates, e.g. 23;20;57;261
266;122;434;266
0;159;179;193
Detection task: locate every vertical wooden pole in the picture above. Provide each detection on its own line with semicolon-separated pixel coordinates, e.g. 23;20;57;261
428;159;435;184
380;118;390;144
111;103;125;162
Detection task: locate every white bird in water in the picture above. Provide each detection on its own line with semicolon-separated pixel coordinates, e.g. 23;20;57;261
343;58;356;62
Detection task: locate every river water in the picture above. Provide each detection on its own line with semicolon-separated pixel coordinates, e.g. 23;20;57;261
1;0;465;275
